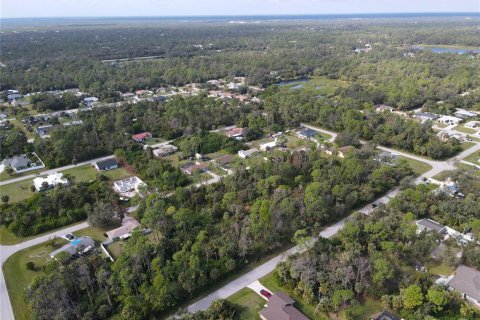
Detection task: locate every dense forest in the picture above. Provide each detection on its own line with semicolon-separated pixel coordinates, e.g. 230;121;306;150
24;145;413;318
272;168;480;320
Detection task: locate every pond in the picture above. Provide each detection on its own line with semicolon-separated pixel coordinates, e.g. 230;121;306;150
276;78;310;86
414;46;480;54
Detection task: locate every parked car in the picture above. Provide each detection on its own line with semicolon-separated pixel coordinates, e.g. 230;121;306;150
62;233;76;241
260;289;272;299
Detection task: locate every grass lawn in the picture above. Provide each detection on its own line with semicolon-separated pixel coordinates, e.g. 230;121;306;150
3;239;68;320
72;226;110;243
106;241;124;259
432;170;455;181
452;125;478;135
0;220;88;245
0;168;43;182
427;261;455;277
351;297;384;320
461;141;476;151
61;165;132;183
260;272;383;320
457;163;480;175
398;156;433;176
1;178;35;203
463;151;480;166
227;288;266;320
434;122;448;129
145;137;166;145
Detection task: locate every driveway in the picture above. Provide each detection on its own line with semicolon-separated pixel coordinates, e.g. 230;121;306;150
247;280;271;300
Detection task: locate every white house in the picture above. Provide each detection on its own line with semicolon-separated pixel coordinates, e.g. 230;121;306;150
454;108;477;119
106;216;141;240
153;144;178;157
437;115;462;126
83;97;99;107
464;121;480;129
238;148;259;159
33;172;68;191
113;176;146;198
260;140;278;151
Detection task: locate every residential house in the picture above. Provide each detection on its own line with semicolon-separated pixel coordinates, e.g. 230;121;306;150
153;144;178;157
337;146;355;158
251;96;263;104
374;151;399;164
35;125;54;136
416;218;447;235
238;148;259;159
437;115;462;126
83;97;99;107
227;82;241;90
414;112;438;122
113;176;146;198
132;132;152;143
121;92;135;99
106;216;141;240
214;155;233;167
180;162;208;175
465;121;480;129
371;310;401;320
296;128;318;140
0;113;7;119
207;90;223;98
94;158;119;171
375;104;395;113
259;292;309;320
207;79;222;86
2;154;44;173
447;265;480;307
33;172;68;191
7;93;21;101
260;140;278;151
454;109;477;119
225;127;245;139
50;236;95;259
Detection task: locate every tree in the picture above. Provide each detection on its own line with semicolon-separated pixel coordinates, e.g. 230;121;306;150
26;261;35;270
87;201;122;228
402;284;424;309
1;195;9;203
427;287;448;312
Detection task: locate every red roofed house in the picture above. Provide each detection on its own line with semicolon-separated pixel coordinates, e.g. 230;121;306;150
225;127;245;139
132;132;152;143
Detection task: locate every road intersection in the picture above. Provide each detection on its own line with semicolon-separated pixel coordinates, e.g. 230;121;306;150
1;124;479;319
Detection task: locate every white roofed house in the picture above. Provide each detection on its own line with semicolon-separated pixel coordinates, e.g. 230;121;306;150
33;172;69;191
153;144;178;157
113;176;146;198
454;108;477;120
83;96;99;107
238;148;259;159
437;115;462;126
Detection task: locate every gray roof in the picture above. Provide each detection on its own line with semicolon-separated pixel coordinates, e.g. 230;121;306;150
10;155;30;169
373;310;401;320
95;158;118;170
448;265;480;301
417;219;446;233
50;236;95;258
297;128;317;138
259;292;309;320
416;112;438;120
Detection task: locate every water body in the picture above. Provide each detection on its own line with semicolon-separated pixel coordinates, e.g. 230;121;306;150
276;78;310;87
414;46;480;54
2;12;479;29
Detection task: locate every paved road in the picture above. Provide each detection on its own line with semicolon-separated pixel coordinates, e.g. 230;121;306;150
187;125;480;314
0;222;89;320
187;194;385;313
0;155;115;186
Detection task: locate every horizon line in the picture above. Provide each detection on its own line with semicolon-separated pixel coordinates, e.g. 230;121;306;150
2;11;479;20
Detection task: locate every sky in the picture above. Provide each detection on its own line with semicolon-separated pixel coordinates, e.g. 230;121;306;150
1;0;479;19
